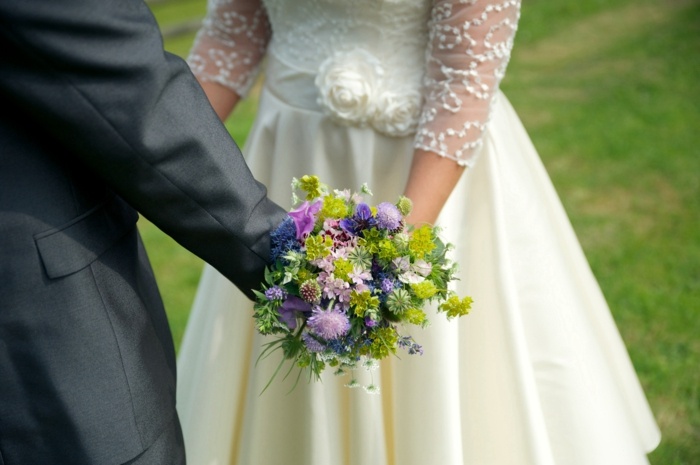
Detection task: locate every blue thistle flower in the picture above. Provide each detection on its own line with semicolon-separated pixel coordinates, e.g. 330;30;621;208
270;216;301;262
327;338;350;355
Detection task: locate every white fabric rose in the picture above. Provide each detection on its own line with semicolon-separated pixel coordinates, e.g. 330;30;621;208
315;49;384;127
315;48;423;136
372;89;422;137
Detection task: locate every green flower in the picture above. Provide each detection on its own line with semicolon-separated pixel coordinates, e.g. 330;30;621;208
333;258;353;281
358;228;383;254
294;267;315;285
396;196;413;216
367;326;398;359
348;245;372;269
404;308;428;325
439;294;474;319
300;175;322;200
305;235;333;260
386;288;412;315
408;225;436;259
320;196;349;222
411;281;438;300
350;290;380;317
377;239;399;262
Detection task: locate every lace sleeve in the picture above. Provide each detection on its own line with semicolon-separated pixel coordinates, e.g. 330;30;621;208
187;0;271;98
415;0;521;167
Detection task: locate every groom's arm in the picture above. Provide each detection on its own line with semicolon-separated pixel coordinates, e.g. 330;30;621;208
0;0;286;297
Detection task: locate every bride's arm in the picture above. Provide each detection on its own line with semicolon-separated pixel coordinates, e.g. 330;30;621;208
404;0;521;225
187;0;271;121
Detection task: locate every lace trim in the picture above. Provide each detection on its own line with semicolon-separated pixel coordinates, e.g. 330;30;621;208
187;0;521;165
414;0;521;166
187;0;271;97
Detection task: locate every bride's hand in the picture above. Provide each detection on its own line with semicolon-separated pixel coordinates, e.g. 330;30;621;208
403;149;466;227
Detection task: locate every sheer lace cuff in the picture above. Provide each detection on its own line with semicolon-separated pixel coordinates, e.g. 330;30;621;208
187;0;271;98
415;0;521;167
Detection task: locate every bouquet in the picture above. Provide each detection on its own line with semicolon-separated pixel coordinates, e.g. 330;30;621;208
253;175;472;393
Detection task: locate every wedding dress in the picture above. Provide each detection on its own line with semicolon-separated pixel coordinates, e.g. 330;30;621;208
176;1;660;464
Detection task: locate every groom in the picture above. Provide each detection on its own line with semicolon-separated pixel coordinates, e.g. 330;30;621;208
0;0;286;464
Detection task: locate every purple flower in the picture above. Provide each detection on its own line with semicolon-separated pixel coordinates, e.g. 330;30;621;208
321;274;351;301
375;202;402;230
265;286;287;301
278;296;312;329
380;278;395;294
302;332;326;353
340;202;376;235
398;335;424;355
308;305;351;340
364;317;378;328
289;200;322;239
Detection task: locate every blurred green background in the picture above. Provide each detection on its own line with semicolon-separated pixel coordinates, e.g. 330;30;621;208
143;0;700;463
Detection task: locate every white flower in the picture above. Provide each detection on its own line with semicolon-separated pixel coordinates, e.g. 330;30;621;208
411;259;433;277
315;49;384;126
315;48;424;137
398;270;425;284
372;89;422;136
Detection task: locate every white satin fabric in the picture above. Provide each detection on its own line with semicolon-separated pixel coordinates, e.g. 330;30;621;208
176;56;660;465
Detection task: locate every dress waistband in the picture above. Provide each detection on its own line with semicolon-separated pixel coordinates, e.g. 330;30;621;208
263;51;421;138
264;54;322;112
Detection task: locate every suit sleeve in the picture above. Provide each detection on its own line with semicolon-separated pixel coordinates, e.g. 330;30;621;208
0;0;287;298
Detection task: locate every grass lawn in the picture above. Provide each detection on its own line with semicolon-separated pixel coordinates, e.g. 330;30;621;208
144;1;700;462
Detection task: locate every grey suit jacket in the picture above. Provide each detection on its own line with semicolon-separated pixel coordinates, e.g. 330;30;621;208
0;0;287;463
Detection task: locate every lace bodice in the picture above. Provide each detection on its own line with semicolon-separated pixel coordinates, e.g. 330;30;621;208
188;0;521;166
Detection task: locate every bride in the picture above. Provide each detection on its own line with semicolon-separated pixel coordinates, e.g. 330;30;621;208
176;0;660;464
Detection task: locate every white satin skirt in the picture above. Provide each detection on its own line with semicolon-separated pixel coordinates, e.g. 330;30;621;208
176;56;660;465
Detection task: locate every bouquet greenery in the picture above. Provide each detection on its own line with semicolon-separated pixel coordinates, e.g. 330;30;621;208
253;175;472;393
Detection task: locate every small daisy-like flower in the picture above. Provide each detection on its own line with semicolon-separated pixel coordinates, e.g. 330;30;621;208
364;384;380;394
346;379;361;389
321;274;351;301
375;202;402;230
308;305;351;340
362;358;379;371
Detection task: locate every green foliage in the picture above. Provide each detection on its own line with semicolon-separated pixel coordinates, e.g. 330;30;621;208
142;0;699;462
